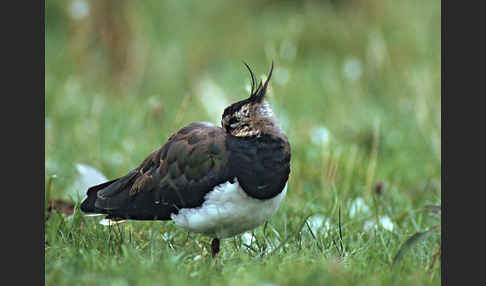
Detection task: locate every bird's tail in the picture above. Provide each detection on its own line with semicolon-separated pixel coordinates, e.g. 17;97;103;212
80;178;120;214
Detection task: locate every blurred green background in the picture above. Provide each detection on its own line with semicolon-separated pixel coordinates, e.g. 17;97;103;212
46;0;440;199
45;0;440;285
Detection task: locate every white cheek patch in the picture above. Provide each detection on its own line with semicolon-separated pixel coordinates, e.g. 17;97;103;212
256;102;274;118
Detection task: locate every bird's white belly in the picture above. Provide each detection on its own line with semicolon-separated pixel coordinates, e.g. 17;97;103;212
171;179;287;239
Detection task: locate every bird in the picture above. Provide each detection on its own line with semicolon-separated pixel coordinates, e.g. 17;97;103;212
80;62;291;257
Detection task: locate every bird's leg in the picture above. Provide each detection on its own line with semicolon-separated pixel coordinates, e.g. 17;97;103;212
211;238;220;258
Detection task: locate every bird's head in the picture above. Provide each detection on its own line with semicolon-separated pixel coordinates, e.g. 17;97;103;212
221;62;277;137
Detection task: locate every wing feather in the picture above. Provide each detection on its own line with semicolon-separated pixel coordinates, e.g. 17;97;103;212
81;123;232;220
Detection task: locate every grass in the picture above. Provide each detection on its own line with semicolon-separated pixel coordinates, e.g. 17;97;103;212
45;0;441;285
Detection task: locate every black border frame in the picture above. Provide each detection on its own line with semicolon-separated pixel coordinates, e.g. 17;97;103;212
38;0;457;285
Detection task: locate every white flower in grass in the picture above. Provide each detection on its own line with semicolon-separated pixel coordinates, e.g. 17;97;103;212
363;216;394;232
379;216;394;231
241;232;255;246
304;214;331;237
349;198;370;217
69;163;107;203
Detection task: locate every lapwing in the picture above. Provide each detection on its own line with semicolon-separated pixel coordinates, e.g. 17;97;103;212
81;62;291;257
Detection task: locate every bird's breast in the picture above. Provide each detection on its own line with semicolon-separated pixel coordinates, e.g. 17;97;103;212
170;179;287;238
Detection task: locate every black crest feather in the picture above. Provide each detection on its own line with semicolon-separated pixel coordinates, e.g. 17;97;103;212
243;61;274;102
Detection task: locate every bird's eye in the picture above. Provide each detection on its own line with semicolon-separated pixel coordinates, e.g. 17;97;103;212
228;117;237;125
